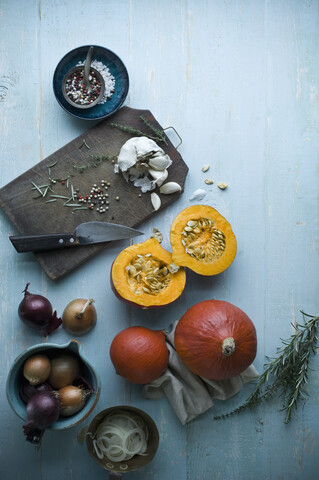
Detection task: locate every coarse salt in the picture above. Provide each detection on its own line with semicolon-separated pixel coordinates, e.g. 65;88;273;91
76;59;116;104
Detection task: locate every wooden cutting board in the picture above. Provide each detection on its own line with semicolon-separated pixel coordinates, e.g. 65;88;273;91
0;107;188;280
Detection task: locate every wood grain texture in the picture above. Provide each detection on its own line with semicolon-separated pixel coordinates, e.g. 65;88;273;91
0;1;319;479
0;107;188;279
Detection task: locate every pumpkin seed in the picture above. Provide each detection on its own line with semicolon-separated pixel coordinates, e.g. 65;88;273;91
180;216;227;263
143;287;151;293
201;164;210;172
129;265;137;275
204;178;214;185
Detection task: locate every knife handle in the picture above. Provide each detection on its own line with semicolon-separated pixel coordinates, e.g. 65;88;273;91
9;234;80;253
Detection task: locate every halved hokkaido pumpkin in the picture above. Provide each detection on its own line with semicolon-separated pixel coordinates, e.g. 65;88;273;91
111;236;186;308
170;205;237;276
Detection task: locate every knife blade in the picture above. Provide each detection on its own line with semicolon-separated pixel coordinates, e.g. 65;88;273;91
9;221;144;253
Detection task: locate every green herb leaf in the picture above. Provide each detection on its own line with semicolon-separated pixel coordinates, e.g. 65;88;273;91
214;311;319;424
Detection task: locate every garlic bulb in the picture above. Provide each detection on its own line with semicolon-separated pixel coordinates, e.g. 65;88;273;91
115;137;172;193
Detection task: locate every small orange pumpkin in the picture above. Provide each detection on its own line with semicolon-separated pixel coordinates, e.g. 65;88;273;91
170;205;237;276
110;326;169;384
111;234;186;308
174;300;257;380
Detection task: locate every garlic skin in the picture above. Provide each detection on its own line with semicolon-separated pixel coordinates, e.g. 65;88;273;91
151;192;161;211
159;182;182;194
115;137;172;193
189;188;207;201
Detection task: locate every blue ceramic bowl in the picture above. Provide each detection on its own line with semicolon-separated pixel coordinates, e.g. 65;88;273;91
53;45;129;120
6;339;101;430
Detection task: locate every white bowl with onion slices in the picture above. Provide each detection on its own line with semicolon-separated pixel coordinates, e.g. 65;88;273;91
86;405;159;475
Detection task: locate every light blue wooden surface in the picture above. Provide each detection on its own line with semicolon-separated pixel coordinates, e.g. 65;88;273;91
1;1;319;479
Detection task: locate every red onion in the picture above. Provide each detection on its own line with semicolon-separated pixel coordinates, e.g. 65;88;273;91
20;380;52;404
23;391;60;443
18;283;62;335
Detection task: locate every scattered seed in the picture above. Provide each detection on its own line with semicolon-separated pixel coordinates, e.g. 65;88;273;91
201;164;210;172
205;178;214;185
218;182;228;190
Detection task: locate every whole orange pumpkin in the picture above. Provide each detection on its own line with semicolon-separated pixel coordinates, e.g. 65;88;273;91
174;300;257;380
110;326;169;384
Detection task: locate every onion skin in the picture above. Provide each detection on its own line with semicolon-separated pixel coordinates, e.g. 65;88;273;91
18;283;62;335
24;391;60;431
110;326;169;384
20;380;53;404
174;300;257;380
58;385;90;417
62;298;97;335
23;354;51;386
48;355;80;389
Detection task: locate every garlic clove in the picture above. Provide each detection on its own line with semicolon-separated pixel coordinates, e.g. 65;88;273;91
148;168;168;186
159;182;182;194
151;192;161;211
148;155;172;171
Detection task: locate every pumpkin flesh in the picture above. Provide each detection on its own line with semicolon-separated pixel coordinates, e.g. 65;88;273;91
174;300;257;380
170;205;237;275
111;238;186;308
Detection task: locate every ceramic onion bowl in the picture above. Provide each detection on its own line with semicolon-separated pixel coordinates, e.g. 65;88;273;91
86;405;159;475
6;339;101;430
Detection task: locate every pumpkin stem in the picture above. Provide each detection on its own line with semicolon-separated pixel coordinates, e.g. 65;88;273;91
222;337;235;356
151;228;163;243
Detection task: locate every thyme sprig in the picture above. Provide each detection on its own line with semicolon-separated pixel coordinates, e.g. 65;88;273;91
110;115;168;145
214;311;319;424
73;154;113;173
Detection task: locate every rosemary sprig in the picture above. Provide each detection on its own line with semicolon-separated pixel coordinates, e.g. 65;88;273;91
214;311;319;424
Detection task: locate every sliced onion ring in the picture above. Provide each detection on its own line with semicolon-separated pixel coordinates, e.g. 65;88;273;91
91;411;149;462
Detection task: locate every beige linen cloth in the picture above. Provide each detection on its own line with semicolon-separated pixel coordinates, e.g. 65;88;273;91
143;321;259;425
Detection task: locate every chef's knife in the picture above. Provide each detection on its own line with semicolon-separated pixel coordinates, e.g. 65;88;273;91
9;221;144;253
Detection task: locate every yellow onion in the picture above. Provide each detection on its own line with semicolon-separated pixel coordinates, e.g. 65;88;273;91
62;298;97;335
48;354;80;389
58;385;91;417
23;354;51;386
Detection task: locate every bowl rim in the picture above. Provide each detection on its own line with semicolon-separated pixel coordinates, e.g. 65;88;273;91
86;405;160;473
6;339;101;430
52;44;129;120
